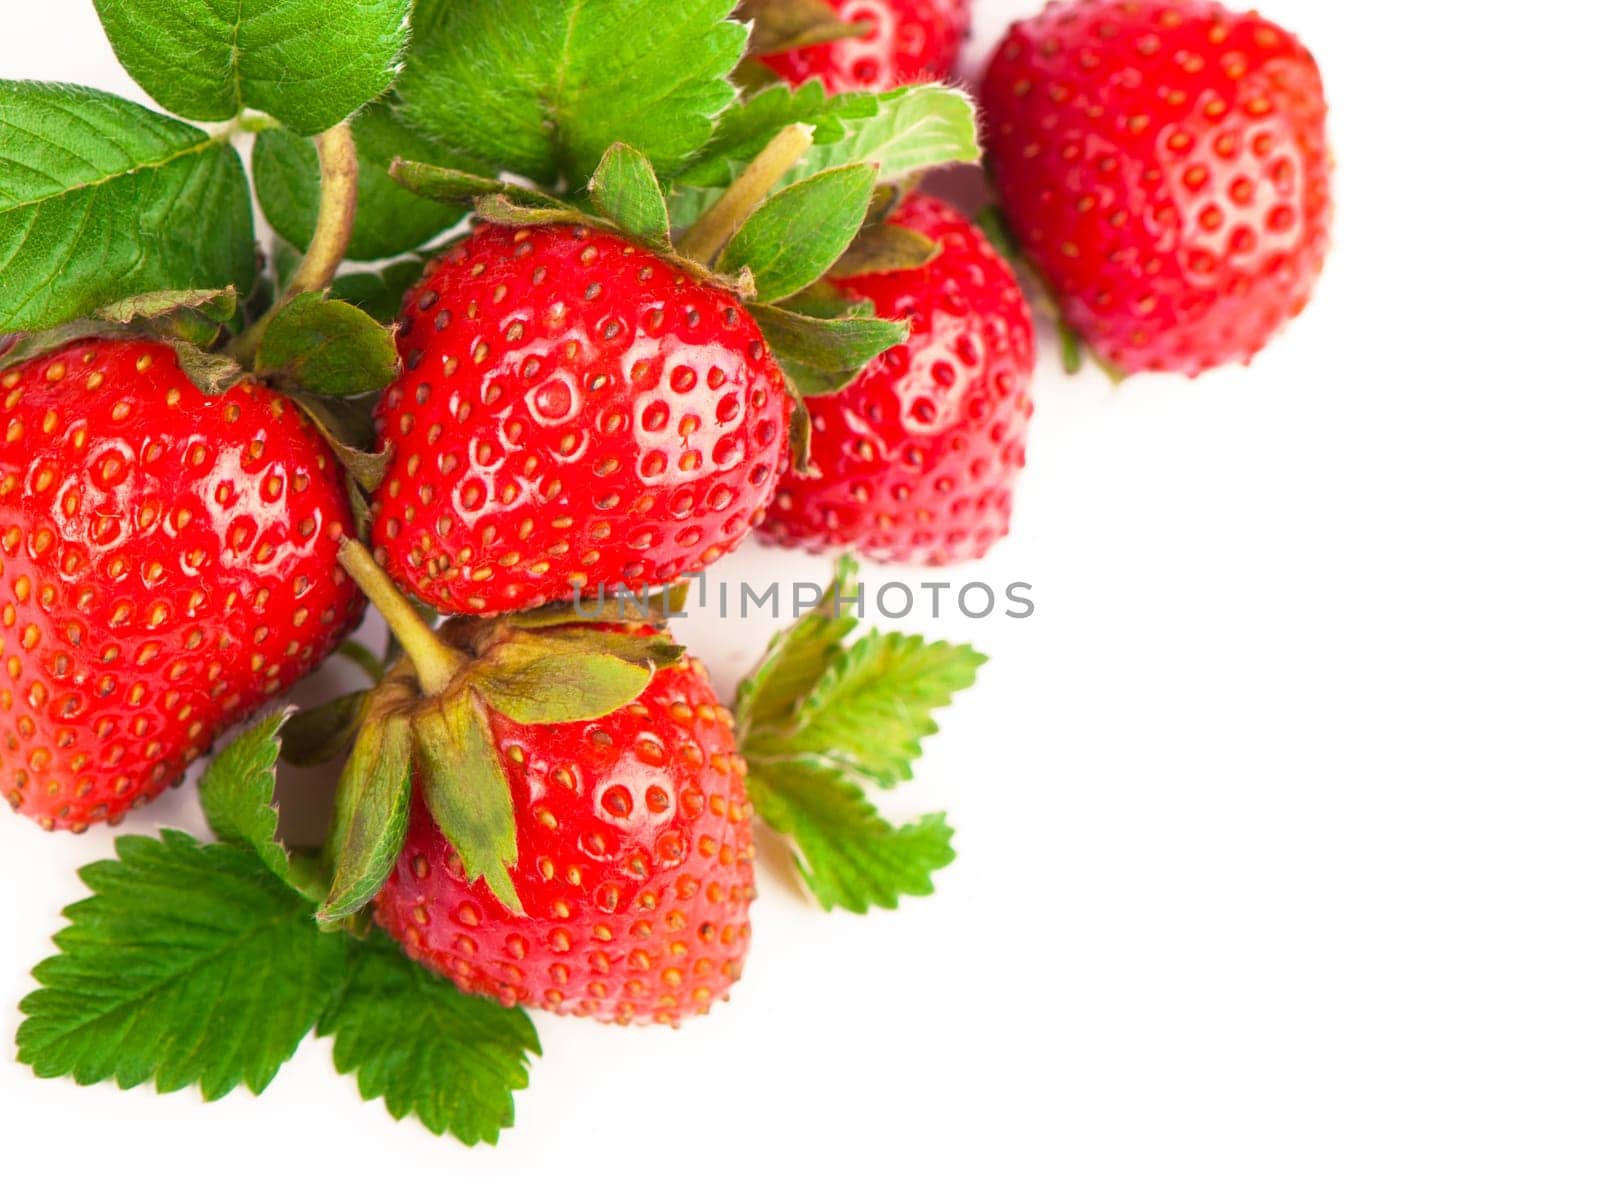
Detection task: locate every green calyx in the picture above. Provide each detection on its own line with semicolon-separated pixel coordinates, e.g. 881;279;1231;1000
322;541;687;924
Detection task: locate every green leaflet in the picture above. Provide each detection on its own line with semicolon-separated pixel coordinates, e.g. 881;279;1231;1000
749;303;908;396
668;82;975;229
776;631;986;787
321;712;413;923
199;709;298;889
16;831;349;1099
795;84;980;181
589;143;673;249
735;556;982;912
254;103;487;262
413;692;524;916
736;555;860;734
255;293;401;398
721;163;878;302
394;0;747;187
472;635;670;725
0;82;254;334
91;0;410;135
746;761;956;913
319;936;541;1146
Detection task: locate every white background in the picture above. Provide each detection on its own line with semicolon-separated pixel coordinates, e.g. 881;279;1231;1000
3;1;1599;1186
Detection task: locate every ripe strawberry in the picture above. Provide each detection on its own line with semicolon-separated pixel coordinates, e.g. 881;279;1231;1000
370;221;792;616
0;339;365;831
760;0;972;92
980;0;1331;376
372;640;755;1025
761;194;1035;564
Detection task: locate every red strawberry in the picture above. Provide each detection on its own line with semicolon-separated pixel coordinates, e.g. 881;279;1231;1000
980;0;1331;376
372;639;755;1025
0;339;365;831
761;194;1035;564
371;222;792;616
760;0;972;92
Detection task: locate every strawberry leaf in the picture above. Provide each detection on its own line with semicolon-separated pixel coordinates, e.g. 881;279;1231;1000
721;163;879;302
199;709;299;890
746;761;955;912
16;831;348;1099
771;631;986;786
0;82;254;334
796;83;980;181
736;555;860;734
669;82;876;225
318;935;540;1146
321;710;413;923
749;303;908;395
255;294;401;398
91;0;410;135
255;104;488;262
736;558;980;910
471;633;675;725
413;692;524;916
395;0;747;187
588;144;672;249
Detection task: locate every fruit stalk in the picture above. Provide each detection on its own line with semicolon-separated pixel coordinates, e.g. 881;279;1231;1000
230;122;361;364
335;538;465;696
675;122;815;266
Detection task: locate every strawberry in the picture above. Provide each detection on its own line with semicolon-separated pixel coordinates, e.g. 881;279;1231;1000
372;638;755;1025
757;0;972;92
320;542;754;1026
761;194;1036;564
0;339;365;831
370;221;792;616
979;0;1331;376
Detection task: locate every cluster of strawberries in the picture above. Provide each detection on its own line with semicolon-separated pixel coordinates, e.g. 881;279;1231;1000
0;0;1329;1027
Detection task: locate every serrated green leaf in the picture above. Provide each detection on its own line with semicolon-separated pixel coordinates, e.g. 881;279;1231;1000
746;761;954;912
796;83;979;181
319;935;540;1145
0;82;254;334
769;631;985;786
413;692;523;916
722;163;877;301
394;0;747;186
749;302;907;395
91;0;410;135
588;143;672;248
16;831;348;1098
321;712;413;922
256;293;400;398
736;556;860;735
199;709;297;888
255;104;486;262
670;81;876;225
676;81;876;190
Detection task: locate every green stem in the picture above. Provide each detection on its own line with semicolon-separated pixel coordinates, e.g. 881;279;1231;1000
336;639;387;685
336;539;465;697
676;122;815;267
229;122;361;365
